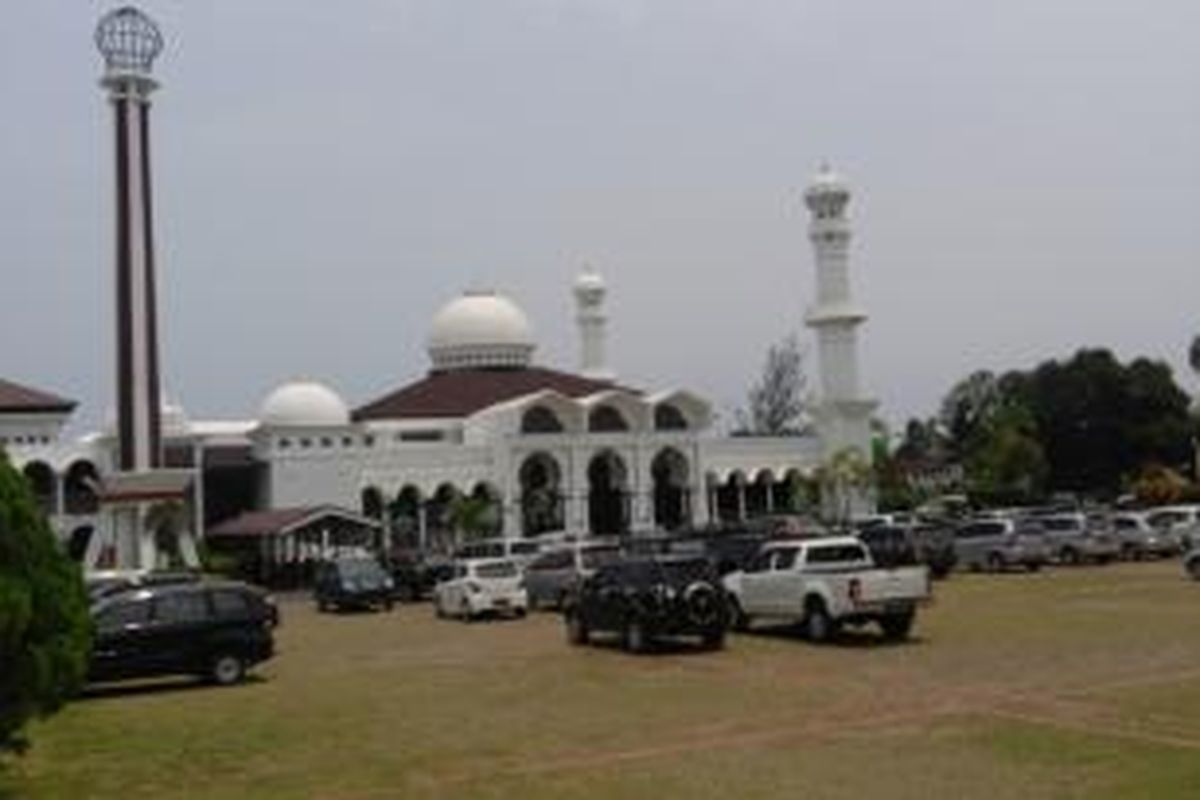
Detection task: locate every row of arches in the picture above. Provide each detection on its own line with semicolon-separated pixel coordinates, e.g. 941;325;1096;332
20;460;101;516
519;399;695;436
359;448;805;547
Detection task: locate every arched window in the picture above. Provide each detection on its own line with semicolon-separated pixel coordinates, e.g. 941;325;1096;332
64;461;100;515
588;406;628;433
654;404;689;431
521;406;563;434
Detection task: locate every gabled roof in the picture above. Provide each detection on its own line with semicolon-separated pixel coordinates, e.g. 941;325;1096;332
353;367;634;422
0;378;76;414
206;505;380;538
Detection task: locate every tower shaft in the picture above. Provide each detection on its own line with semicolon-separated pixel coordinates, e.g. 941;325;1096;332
107;73;163;471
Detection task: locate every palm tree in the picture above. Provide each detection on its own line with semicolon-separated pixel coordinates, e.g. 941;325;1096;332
446;495;500;548
816;447;873;527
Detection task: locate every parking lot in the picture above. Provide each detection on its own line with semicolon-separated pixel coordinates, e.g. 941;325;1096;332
7;560;1200;799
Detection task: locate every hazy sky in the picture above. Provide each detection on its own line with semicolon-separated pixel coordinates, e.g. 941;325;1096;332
4;1;1198;435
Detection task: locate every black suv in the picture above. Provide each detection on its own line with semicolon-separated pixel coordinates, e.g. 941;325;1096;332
563;556;730;653
858;524;957;579
314;556;394;612
89;580;277;686
387;549;454;602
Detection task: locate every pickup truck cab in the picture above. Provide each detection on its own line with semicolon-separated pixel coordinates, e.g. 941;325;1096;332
722;536;931;642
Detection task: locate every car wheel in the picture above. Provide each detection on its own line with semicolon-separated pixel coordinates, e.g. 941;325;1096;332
624;619;650;653
566;611;589;645
459;599;473;622
1187;559;1200;581
804;600;837;644
880;612;915;641
702;629;726;651
514;607;527;619
210;653;245;686
1026;561;1042;573
986;553;1004;573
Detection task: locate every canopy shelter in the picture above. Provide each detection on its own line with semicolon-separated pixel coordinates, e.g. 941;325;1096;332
206;505;382;587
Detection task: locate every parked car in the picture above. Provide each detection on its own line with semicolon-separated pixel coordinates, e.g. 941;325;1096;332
723;536;931;642
433;558;528;620
524;539;620;610
1038;513;1120;565
1146;505;1200;551
453;538;543;570
1112;513;1181;559
86;569;202;604
387;549;454;602
954;518;1049;572
314;556;395;612
858;524;956;579
1184;548;1200;580
89;580;277;686
563;555;729;653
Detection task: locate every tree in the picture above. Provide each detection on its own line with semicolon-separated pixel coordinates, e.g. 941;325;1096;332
738;334;811;436
0;452;91;754
446;495;499;546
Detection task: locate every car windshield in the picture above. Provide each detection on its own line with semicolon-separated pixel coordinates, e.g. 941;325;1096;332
475;561;518;579
581;546;620;570
338;559;387;582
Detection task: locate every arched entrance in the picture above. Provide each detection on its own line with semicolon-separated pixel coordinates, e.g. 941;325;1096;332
426;484;459;552
360;486;384;520
519;453;563;537
22;462;56;515
389;485;423;549
652;448;691;531
588;450;630;536
716;471;746;524
63;461;99;515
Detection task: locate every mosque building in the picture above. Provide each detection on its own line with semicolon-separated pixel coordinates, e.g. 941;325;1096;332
3;164;876;573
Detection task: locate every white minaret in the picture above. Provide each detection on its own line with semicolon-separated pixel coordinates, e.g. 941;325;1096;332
804;164;878;477
574;264;615;381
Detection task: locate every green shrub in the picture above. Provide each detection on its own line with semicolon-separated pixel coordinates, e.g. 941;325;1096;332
0;451;92;755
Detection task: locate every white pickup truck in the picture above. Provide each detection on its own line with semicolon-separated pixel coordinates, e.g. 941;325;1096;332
722;536;932;642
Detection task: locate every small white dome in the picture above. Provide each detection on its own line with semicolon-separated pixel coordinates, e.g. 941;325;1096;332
428;290;535;371
259;380;349;428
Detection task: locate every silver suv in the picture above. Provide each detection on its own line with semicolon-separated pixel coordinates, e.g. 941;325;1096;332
524;539;620;610
1039;513;1119;565
1112;513;1181;559
954;518;1049;572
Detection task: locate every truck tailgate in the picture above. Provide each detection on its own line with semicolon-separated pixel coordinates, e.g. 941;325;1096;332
853;567;930;606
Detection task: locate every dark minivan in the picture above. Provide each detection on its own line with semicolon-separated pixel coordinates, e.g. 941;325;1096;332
89;580;277;686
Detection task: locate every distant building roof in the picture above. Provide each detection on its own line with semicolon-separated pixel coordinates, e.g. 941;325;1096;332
353;366;630;422
0;378;76;414
206;505;380;538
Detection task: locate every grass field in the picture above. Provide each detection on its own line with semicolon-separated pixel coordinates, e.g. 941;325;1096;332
4;560;1200;799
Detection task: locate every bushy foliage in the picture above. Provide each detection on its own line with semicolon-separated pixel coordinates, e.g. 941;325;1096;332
0;452;91;754
939;349;1193;500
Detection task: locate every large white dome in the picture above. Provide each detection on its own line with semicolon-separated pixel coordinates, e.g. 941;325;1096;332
427;290;535;371
259;380;350;428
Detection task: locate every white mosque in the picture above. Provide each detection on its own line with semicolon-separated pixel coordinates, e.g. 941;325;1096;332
2;165;876;573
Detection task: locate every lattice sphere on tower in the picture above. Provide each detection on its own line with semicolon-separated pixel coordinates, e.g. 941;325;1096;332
95;6;163;74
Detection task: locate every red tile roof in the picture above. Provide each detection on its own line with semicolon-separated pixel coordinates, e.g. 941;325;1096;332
0;378;76;414
353;367;632;421
206;505;380;538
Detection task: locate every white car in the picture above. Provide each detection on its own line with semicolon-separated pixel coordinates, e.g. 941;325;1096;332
433;558;528;620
